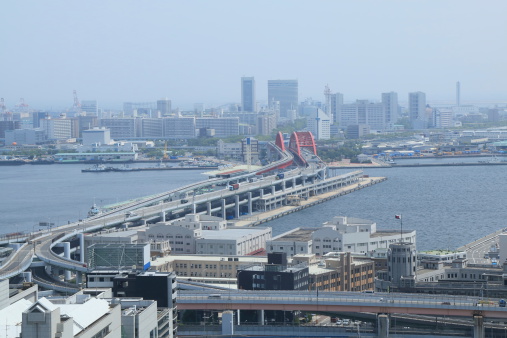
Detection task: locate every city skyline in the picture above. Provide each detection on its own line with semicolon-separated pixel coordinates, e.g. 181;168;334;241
1;1;506;110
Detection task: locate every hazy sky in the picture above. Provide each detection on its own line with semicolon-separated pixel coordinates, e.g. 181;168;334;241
1;1;506;110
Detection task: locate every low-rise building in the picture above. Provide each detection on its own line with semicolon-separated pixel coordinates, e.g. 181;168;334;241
138;214;271;256
268;216;416;257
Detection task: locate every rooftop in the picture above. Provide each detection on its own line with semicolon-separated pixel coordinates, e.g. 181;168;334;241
272;228;315;242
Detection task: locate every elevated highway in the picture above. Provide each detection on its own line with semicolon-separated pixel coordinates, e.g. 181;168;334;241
178;289;507;319
0;137;318;280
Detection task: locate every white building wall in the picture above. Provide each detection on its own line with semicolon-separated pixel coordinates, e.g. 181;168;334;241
0;279;8;311
499;234;507;266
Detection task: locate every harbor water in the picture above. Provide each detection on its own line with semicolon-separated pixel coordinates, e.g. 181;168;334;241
0;161;506;251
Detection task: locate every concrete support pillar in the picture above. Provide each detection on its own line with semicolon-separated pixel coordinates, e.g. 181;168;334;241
160;211;166;222
221;199;226;220
260;188;264;198
78;233;85;263
222;311;234;336
22;271;32;283
237;309;241;325
259;309;265;325
235;195;240;219
282;180;286;192
473;315;485;338
76;272;82;286
271;186;276;195
292;178;296;189
207;202;212;216
377;314;389;338
248;192;252;214
62;242;71;281
192;203;196;214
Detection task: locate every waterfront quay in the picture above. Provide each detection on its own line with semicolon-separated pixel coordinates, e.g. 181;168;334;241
234;175;386;227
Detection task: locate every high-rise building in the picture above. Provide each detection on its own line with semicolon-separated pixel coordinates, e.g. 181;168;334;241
100;118;137;139
163;117;196;139
157;99;172;115
32;111;47;128
408;92;427;129
381;92;399;124
338;100;386;131
77;115;98;137
268;79;298;118
81;100;98;115
241;77;256;112
307;108;330;140
195;117;239;138
41;118;72;140
0;120;20;138
141;118;164;138
330;93;344;125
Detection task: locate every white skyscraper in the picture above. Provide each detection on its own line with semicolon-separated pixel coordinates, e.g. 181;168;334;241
330;92;344;125
307;108;330;140
338;100;386;131
381;92;398;125
268;79;298;118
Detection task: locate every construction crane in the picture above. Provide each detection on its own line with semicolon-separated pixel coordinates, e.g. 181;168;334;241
163;141;169;160
15;98;30;112
73;90;82;114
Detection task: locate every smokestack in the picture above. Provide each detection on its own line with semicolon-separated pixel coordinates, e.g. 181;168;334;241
456;81;460;106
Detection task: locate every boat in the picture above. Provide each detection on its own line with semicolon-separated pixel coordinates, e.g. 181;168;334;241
87;204;101;217
112;164;141;172
0;159;27;166
81;164;114;173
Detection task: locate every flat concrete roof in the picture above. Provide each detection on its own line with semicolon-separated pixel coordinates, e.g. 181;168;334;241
273;228;315;242
201;228;270;240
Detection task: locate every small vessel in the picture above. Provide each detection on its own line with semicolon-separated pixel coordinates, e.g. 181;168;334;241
82;164;113;173
112;164;140;172
0;158;27;166
87;204;101;217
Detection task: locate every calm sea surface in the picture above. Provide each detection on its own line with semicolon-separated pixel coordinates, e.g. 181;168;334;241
1;159;506;251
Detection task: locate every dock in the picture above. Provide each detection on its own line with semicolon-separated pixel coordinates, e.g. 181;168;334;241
233;176;387;227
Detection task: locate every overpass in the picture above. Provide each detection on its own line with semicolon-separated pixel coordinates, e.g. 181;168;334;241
178;290;506;337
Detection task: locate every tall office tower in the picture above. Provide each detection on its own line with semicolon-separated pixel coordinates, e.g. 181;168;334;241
456;81;460;106
100;118;138;139
41;118;73;140
81;100;98;115
241;77;256;112
306;108;330;140
330;92;344;125
157;99;172;115
32;111;48;128
381;92;399;124
408;91;427;129
338;100;386;131
268;79;298;118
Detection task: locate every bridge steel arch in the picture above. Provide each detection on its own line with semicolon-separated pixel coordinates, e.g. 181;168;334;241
288;131;317;165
